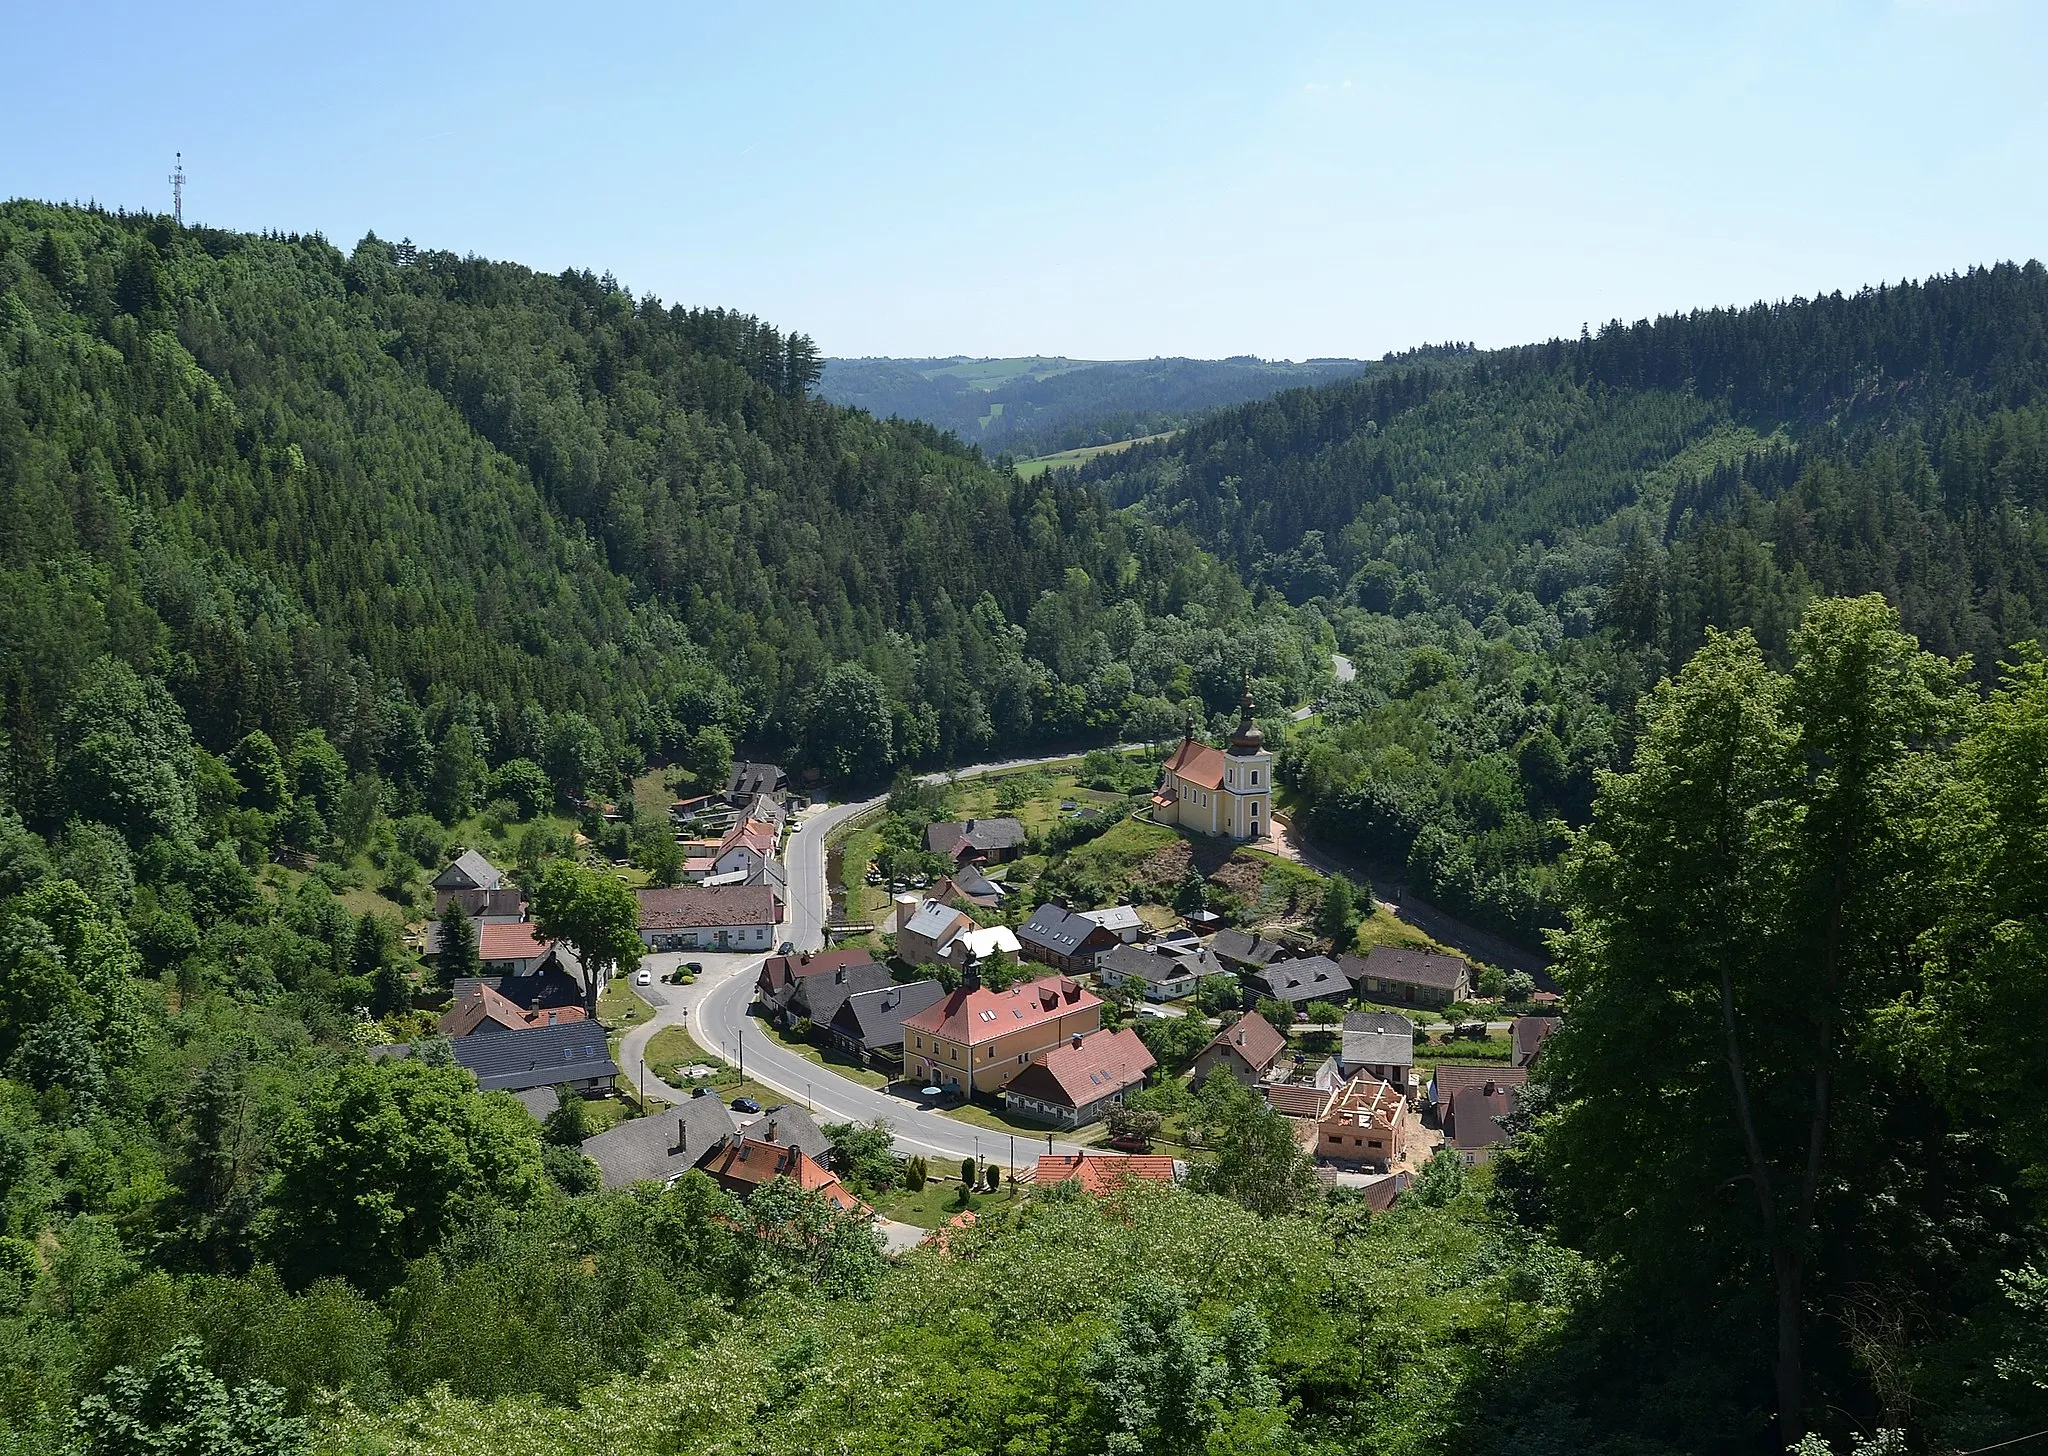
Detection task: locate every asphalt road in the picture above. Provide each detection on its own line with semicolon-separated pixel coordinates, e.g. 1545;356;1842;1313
636;759;1106;1167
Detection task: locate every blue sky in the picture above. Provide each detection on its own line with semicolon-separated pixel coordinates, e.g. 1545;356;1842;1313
6;2;2045;359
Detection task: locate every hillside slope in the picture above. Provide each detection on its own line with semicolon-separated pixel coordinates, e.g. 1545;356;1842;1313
0;203;1323;812
819;353;1371;458
1082;265;2048;942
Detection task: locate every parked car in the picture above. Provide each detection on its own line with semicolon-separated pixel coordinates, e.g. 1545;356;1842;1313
685;961;703;973
1456;1021;1488;1040
730;1096;762;1114
691;1085;712;1098
778;941;795;955
634;970;652;986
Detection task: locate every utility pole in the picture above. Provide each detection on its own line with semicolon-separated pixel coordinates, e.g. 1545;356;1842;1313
169;153;184;227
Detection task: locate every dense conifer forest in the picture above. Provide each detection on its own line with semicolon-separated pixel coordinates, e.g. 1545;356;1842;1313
1085;265;2048;942
2;197;2046;1456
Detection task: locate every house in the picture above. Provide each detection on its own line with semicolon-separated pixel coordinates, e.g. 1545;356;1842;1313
475;921;557;976
1209;928;1287;975
772;960;895;1032
1002;1028;1157;1128
581;1098;738;1190
1450;1081;1519;1166
1077;905;1145;943
1190;1012;1288;1088
1036;1151;1178;1195
896;899;973;968
726;761;786;804
449;1019;618;1096
452;965;582;1014
733;1103;834;1163
636;885;780;951
438;982;588;1037
925;817;1028;865
431;849;521;916
1431;1063;1529;1131
1512;1015;1562;1068
1245;955;1350;1013
931;864;1007;910
1262;1075;1410;1171
1017;903;1120;974
1340;1011;1414;1086
1342;946;1472;1009
1314;1076;1410;1170
1095;941;1224;1002
757;948;877;1003
902;974;1104;1095
897;900;1023;971
706;816;777;881
1150;689;1271;841
699;1133;864;1212
822;979;949;1068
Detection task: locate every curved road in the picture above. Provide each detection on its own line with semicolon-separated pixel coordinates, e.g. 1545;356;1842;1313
624;765;1101;1167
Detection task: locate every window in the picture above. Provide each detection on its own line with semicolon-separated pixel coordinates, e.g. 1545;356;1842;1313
1251;770;1260;786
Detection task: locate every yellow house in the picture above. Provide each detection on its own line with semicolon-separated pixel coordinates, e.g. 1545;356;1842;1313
1152;688;1272;841
901;974;1103;1095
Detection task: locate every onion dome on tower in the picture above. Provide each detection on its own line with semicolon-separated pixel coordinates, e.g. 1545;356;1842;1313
1228;681;1265;756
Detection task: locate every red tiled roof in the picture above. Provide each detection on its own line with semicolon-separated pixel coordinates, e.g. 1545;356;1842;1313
1005;1027;1155;1109
637;885;777;930
701;1136;864;1211
438;982;587;1036
1201;1012;1287;1074
477;921;552;963
1513;1015;1561;1065
1163;736;1227;791
1036;1151;1177;1195
1432;1063;1528;1105
719;818;775;858
1263;1083;1330;1119
901;974;1100;1047
1451;1085;1517;1150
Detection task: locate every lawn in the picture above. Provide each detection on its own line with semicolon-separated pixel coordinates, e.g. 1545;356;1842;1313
869;1180;1021;1229
753;1017;890;1089
1014;431;1176;480
1351;906;1444;954
936;1098;1111;1148
944;768;1128;838
644;1026;787;1108
598;977;650;1028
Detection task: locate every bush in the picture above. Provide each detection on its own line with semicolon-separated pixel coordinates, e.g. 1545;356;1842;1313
395;815;448;871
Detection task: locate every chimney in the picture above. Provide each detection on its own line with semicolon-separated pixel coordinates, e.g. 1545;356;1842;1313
764;1120;778;1143
1071;1032;1084;1050
1483;1080;1497;1096
800;950;811;965
672;1116;688;1154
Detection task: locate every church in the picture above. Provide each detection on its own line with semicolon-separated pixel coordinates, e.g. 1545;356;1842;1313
1151;688;1272;841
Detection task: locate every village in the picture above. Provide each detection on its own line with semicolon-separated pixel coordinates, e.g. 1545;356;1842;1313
391;686;1563;1239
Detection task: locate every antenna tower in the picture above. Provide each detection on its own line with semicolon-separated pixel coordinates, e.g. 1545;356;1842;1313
169;153;184;227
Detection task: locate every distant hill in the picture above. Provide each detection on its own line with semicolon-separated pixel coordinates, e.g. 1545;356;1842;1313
818;353;1372;458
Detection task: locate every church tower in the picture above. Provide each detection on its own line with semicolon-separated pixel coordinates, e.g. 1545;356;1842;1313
1219;684;1272;841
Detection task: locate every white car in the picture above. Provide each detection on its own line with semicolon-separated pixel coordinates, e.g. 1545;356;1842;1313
634;970;652;986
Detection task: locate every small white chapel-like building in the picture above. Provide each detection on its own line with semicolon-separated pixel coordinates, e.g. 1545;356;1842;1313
1151;687;1272;841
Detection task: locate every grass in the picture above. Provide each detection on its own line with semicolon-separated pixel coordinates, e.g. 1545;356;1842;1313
1351;906;1444;954
838;822;888;928
943;769;1126;837
1055;816;1178;889
935;1098;1111;1146
868;1180;1020;1229
1412;1034;1513;1075
752;1017;890;1089
1014;431;1175;480
598;977;650;1028
644;1027;788;1108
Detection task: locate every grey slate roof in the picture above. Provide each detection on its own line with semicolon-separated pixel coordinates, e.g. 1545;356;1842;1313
432;848;504;892
783;961;896;1027
1018;903;1098;958
926;817;1027;857
734;1104;833;1161
1097;941;1221;987
727;762;785;799
827;978;948;1052
449;1019;618;1092
1343;946;1471;992
1210;928;1286;970
451;965;583;1012
1246;955;1350;1005
581;1099;738;1190
1340;1010;1415;1071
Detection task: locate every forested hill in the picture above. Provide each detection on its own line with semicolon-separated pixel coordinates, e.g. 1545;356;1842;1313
818;353;1372;459
0;201;1323;815
1077;263;2048;945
